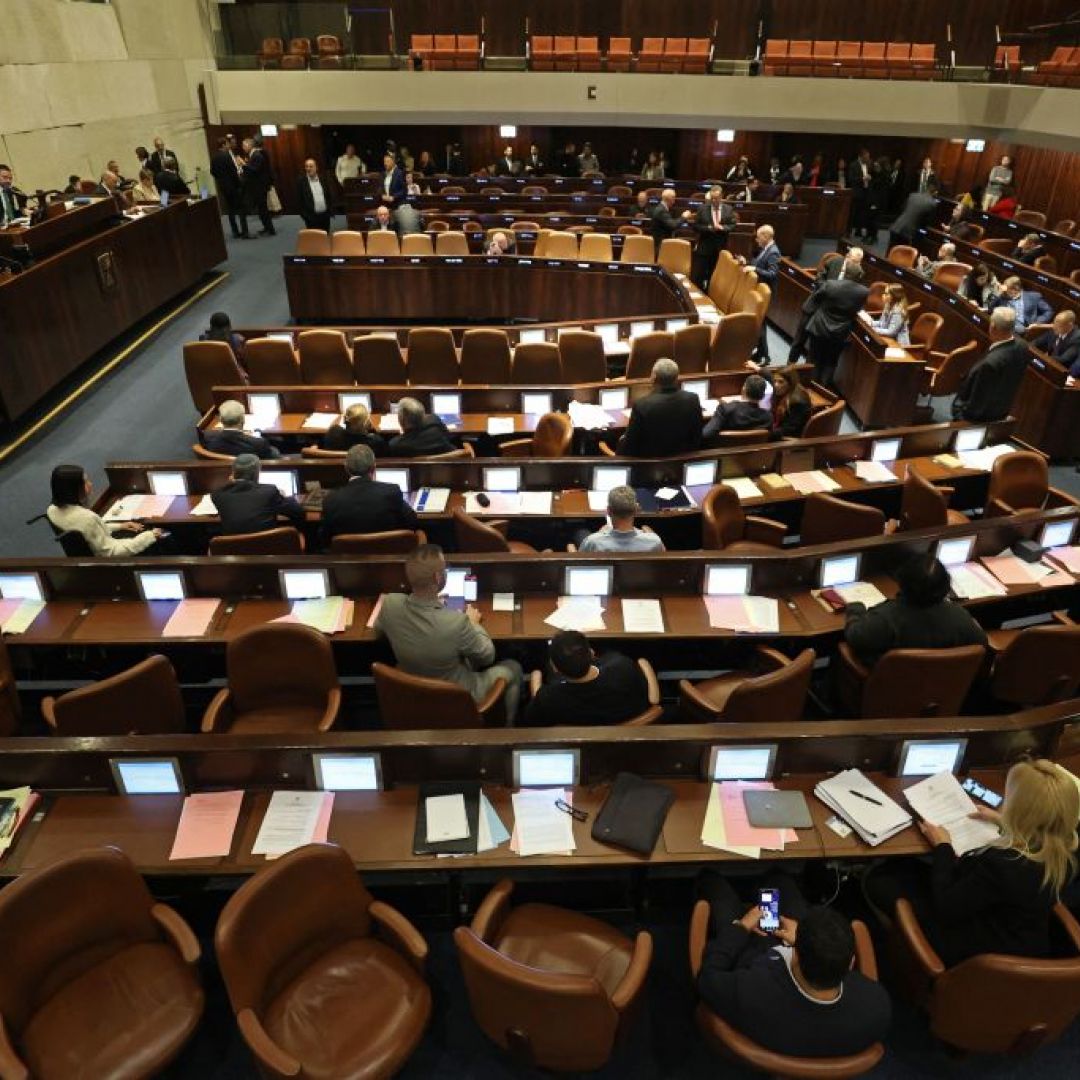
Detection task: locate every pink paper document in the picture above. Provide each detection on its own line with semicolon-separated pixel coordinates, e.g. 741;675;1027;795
313;792;334;842
704;596;779;633
169;790;243;860
162;599;220;638
1046;547;1080;574
366;594;385;629
0;599;23;628
980;554;1049;586
718;782;796;850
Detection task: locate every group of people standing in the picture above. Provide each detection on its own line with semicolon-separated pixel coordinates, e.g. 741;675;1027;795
208;134;277;240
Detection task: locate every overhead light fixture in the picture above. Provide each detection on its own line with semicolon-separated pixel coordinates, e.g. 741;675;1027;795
715;129;735;143
260;124;279;137
499;125;517;138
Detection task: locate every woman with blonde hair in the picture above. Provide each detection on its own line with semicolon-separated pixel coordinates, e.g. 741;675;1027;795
321;402;387;455
129;167;159;203
865;758;1078;966
870;283;911;346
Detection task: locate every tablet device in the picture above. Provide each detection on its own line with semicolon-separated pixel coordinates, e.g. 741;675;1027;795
0;572;45;602
870;437;902;463
440;567;469;600
743;789;813;829
897;738;967;778
1040;519;1076;550
375;468;410;495
483;467;521;493
280;568;330;600
936;536;975;567
953;426;986;452
819;554;861;589
518;328;547;345
147;470;188;497
431;392;461;420
706;744;777;781
262;470;298;498
683;379;709;407
249;392;281;424
599;386;628;410
512;748;580;788
522;391;553;416
564;565;613;597
109;757;184;795
684;460;717;489
136;571;186;601
595;323;620;347
704;564;751;596
630;320;654;338
339;391;372;412
591;465;630;492
312;752;382;792
665;318;690;333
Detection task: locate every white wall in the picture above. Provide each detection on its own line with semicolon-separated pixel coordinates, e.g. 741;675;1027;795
0;0;215;191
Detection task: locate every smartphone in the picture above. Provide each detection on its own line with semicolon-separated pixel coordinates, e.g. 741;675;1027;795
961;777;1003;809
758;887;780;933
464;574;478;603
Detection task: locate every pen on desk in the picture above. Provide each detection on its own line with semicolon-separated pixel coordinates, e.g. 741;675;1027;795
848;789;883;806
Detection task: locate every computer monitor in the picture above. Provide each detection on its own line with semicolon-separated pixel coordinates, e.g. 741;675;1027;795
440;567;469;599
248;392;281;424
954;427;986;452
704;564;752;596
375;468;410;494
665;318;690;332
819;554;861;589
513;748;581;788
706;744;778;782
312;752;383;792
1040;519;1076;549
431;392;461;418
521;392;553;416
591;465;630;492
599;386;628;410
147;470;188;497
339;391;372;413
109;757;184;795
262;470;298;498
870;438;902;463
557;325;582;337
279;568;330;600
518;328;547;345
564;565;613;597
483;467;521;492
595;323;620;346
135;571;186;602
936;536;976;567
630;320;654;338
897;738;967;778
683;460;717;488
0;572;45;602
683;379;709;407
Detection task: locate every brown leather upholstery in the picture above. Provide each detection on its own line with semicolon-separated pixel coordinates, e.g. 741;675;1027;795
295;229;331;256
460;329;512;382
454;879;652;1071
330;230;365;255
891;466;967;531
42;655;186;737
715;428;770;446
800;398;845;439
800;493;885;545
0;637;20;736
620;234;655;262
435;230;469;255
453;508;537;554
353;333;407;383
987;620;1080;706
674;323;714;373
216;843;430;1079
511;342;561;384
689;899;884;1077
407;327;459;384
183;341;246;414
330;529;426;554
702;484;786;550
298;329;353;385
579;233;614;261
401;233;433;256
707;312;758;371
930;262;971;292
626;331;675;379
193;441;235;461
679;647;814;723
201;624;341;734
244;337;299;384
499;412;573;457
373;661;508;728
923;340;979;397
658;238;692;276
544;231;579;259
558;330;607;382
893;898;1080;1055
366;229;400;256
985;451;1049;515
836;641;985;718
906;312;945;356
887;244;918;268
209;527;305;556
427;445;476;460
0;847;203;1079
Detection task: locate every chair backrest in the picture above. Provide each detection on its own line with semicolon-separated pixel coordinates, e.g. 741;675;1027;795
707;250;741;311
800;493;885;545
1052;219;1075;236
708;312;758;371
42;655;185;736
209;527;304;556
862;645;985;718
296;229;331;256
620;234;655;263
930;262;971;292
373;662;485;728
608;184;632;197
330;230;365;256
261;38;284;56
428;218;450;231
353;333;407;383
544;231;579;259
330;530;425;555
579;233;614;262
288;37;311;55
298;329;354;384
1033;254;1057;274
280;53;306;69
401;232;433;256
193;442;235;462
460;329;512;382
558;330;607;383
725;648;815;723
626;331;676;379
407;327;459;384
511;342;561;384
316;34;342;54
701;484;748;548
658;238;692;277
716;428;770;446
910;312;945;352
887;244;919;268
530;412;574;456
617;224;643;236
183;340;246;414
897;466;950;530
800;399;845;439
979;238;1014;256
453;508;511;552
243;337;299;384
1014;209;1046;228
990;624;1080;706
987;451;1048;512
928;340;980;396
366;229;400;256
673;324;713;374
435;230;469;256
741;284;770;331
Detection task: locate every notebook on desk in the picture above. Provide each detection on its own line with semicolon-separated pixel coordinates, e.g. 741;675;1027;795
814;769;911;847
413;781;482;856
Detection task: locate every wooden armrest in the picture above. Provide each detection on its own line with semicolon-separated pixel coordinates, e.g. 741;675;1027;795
0;1017;29;1080
497;438;532;456
1047;486;1080;509
678;678;721;717
622;705;664;727
598;441;617;457
755;645;792;673
529;669;543;696
986;496;1017;517
471;878;514;941
837;641;870;681
895;898;946;978
152;904;201;965
489;519;510;537
688;898;710;978
1052;612;1077;626
637;657;661;705
316;687;342;732
743;515;786;546
238;1009;301;1078
477;677;508;723
852;920;878;980
370;900;428;971
610;930;653;1012
200;688;233;733
1053;902;1080;955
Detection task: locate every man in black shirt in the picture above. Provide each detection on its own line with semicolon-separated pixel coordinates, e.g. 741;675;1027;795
617;359;704;457
211;454;305;536
320;444;418;546
521;631;649;727
703;374;772;439
202;400;281;460
387;397;456;457
952;307;1030;423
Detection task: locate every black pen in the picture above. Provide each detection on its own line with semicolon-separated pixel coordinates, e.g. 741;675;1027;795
848;788;883;806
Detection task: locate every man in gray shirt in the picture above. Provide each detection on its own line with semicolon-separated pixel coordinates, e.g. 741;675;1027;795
578;486;665;553
374;544;523;720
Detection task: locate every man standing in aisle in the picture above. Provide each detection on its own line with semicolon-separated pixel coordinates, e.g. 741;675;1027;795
210;136;250;239
298;158;333;233
242;135;275;236
689;186;735;290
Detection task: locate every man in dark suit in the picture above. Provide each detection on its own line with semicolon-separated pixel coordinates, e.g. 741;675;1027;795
991;276;1054;332
443;143;464;174
618;359;704;457
952;307;1031;422
847;149;874;239
148;137;179;178
154;158;190;199
739;225;781;363
388;397;456;457
787;253;866;364
492;146;520;176
210;136;250;239
371;204;398;235
242;136;275;236
804;275;871;390
913;157;938;194
689;186;735;289
888;182;940;248
379;151;407;208
703;375;772;439
523;144;545;174
297;157;332;232
202;400;281;460
649;188;681;252
1034;310;1079;371
320;444;418;546
211;454;305;536
1010;233;1046;265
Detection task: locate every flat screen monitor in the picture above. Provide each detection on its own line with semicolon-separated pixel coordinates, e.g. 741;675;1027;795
599;387;628;410
431;392;461;418
683;379;709;407
595;323;620;346
706;744;778;782
591;465;630;492
0;572;44;601
513;748;580;788
249;392;281;424
136;571;186;602
522;392;553;416
704;564;751;596
665;318;690;332
684;460;717;488
280;568;330;600
564;565;613;597
440;567;469;599
954;427;986;452
375;468;410;494
936;536;975;567
339;392;372;412
147;470;188;497
109;757;183;795
1040;520;1076;549
819;554;861;589
518;328;547;345
483;467;521;493
262;470;298;498
630;320;654;338
897;738;967;778
312;752;382;791
870;438;902;463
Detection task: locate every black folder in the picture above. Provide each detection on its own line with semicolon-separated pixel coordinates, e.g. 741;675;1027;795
412;781;482;856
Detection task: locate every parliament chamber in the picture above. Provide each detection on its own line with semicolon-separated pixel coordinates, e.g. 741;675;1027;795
3;1;1080;1077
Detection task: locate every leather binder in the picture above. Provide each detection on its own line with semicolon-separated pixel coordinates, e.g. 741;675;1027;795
591;772;674;855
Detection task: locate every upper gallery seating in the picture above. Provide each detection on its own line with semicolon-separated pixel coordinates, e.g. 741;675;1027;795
410;33;484;70
762;39;938;79
258;35;345;69
1025;46;1080;87
529;36;712;73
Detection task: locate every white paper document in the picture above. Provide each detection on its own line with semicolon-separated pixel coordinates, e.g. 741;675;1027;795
487;416;516;436
492;592;516;612
785;470;841;495
957;443;1017;472
413;487;450;513
814;769;912;847
568;400;614;430
378;413;402;433
477;793;511;852
302;412;340;430
655;486;679;500
520;491;553;514
587;490;610;512
904;772;1001;856
464;492;522;515
189;494;218;517
544;596;606;632
425;794;470;843
831;582;888;608
725;477;763;502
512;788;576;856
853;461;895;484
621;598;665;633
252;791;326;856
948;562;1008;600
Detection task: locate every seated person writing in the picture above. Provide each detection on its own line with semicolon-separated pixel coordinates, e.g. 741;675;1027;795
203;399;281;460
211;454;305;537
522;630;650;727
577;485;665;553
387;397;456;457
321;403;387;455
703;374;772;439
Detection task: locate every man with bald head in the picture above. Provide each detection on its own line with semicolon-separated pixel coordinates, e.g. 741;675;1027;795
95;171;120;198
618;358;704;457
649;187;682;252
689;185;736;289
1033;309;1079;377
952;307;1030;421
297;157;332;232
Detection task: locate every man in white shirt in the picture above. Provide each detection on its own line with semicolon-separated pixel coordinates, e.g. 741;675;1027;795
298;158;332;232
334;144;365;187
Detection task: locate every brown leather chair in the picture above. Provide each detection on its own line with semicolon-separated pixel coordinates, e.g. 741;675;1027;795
193;441;234;461
887;244;918;268
460;328;512;382
353;333;407;383
986;616;1080;706
373;661;508;728
0;847;203;1079
201;624;341;733
454;879;652;1071
689;899;884;1077
298;329;354;385
679;647;814;723
888;465;968;531
215;843;431;1079
434;230;469;255
620;234;654;262
800;493;885;545
330;229;365;255
835;642;985;718
42;654;186;736
930;261;972;292
453;508;537;554
558;330;607;383
407;327;459;384
707;312;758;371
544;231;579;259
183;340;246;414
257;37;284;68
892;897;1080;1055
579;233;614;262
401;233;433;256
921;340;979;399
673;323;713;374
800;398;845;439
529;658;663;726
330;529;426;554
366;230;401;256
985;451;1078;515
244;337;299;384
979;238;1014;257
295;228;331;256
0;637;20;736
511;342;561;384
702;484;786;551
658;238;692;277
904;312;945;357
626;331;675;379
209;527;305;555
714;428;770;447
499;412;573;457
1014;209;1047;229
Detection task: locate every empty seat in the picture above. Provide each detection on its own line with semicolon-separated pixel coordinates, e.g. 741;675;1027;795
244;337;299;384
891;466;968;531
707;312;758;371
296;228;331;256
620;234;655;263
680;647;815;723
499;412;574;457
559;330;607;382
553;35;577;71
431;33;456;70
801;493;885;544
684;38;711;74
455;33;481;70
407;327;459;384
209;527;305;556
638;36;665;72
298;329;353;384
626;331;676;379
702;484;786;551
435;230;469;255
544;231;578;259
861;41;887;75
786;40;813;76
579;232;614;261
460;328;512;382
763;38;788;76
674;324;715;374
923;340;980;401
658;238;692;276
1014;209;1047;229
606;36;632;71
511;341;561;384
453;508;537;554
812;39;839;77
930;262;972;292
887;244;919;268
987;618;1080;707
911;43;936;74
531;35;554;71
330;229;365;255
577;35;601;71
906;312;946;356
183;340;246;414
401;232;433;256
662;37;688;73
984;451;1079;515
836;40;862;75
353;333;407;383
330;529;426;555
800;398;846;439
366;229;400;255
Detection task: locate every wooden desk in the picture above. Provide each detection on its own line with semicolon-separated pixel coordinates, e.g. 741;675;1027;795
945;201;1080;279
0;197;117;258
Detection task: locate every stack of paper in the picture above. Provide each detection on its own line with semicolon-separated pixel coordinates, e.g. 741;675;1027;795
302;412;341;430
957;444;1017;471
487;416;516;436
252;790;333;858
853;461;895;484
169;790;243;860
189;494;218;516
700;782;797;857
621;598;665;633
703;595;780;633
426;794;470;842
162;599;220;638
413;488;450;513
784;470;841;495
274;597;353;634
378;413;401;433
476;793;511;852
724;477;764;502
0;599;46;636
948;562;1008;600
980;551;1055;587
511;788;576;856
544;596;606;632
904;772;1000;857
815;770;912;847
104;494;175;521
587;490;611;511
464;492;522;515
0;786;40;859
1045;546;1080;574
568;400;615;430
520;491;553;514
